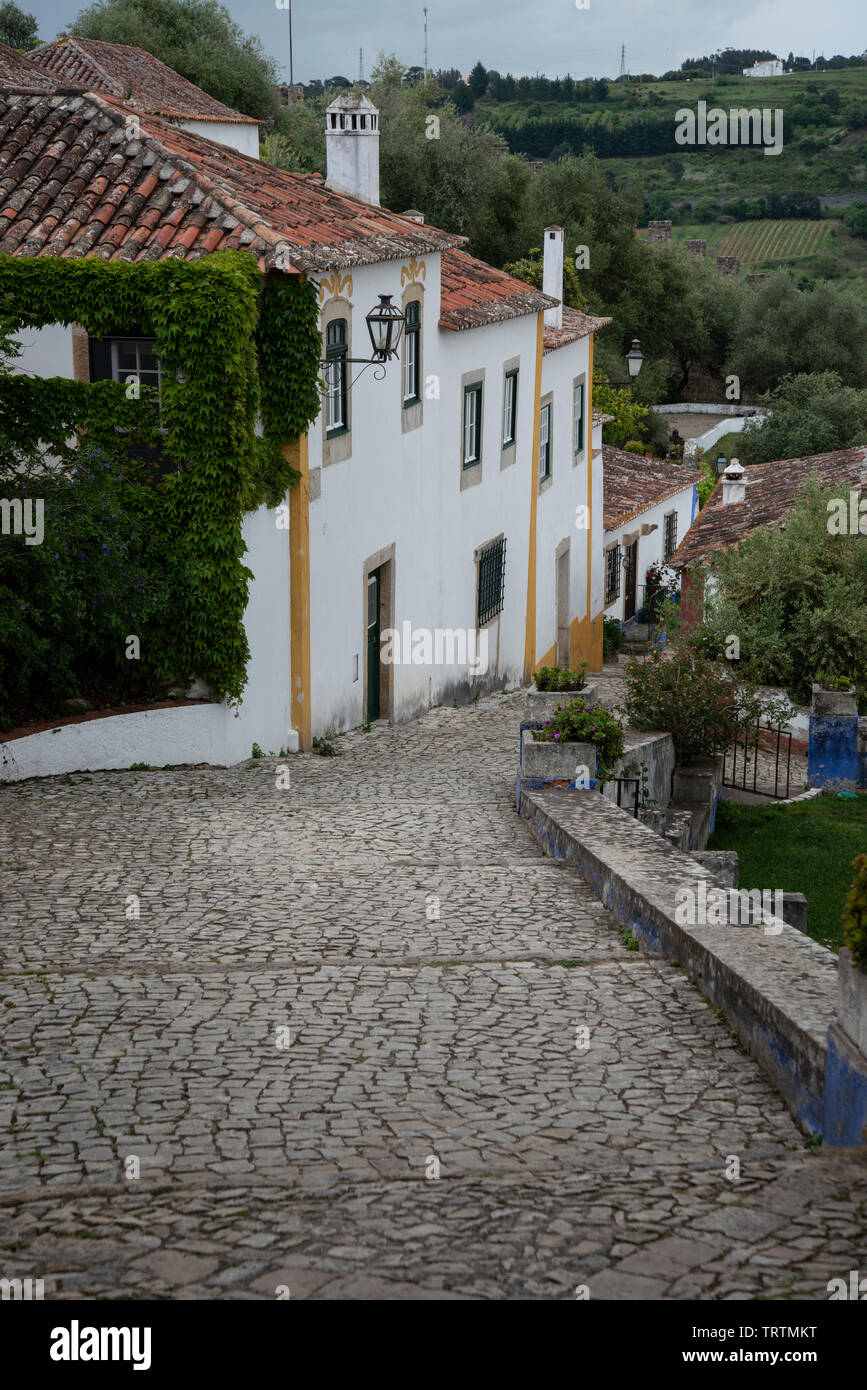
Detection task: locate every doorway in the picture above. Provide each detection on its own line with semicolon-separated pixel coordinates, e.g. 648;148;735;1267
556;545;570;668
623;540;638;622
366;569;381;722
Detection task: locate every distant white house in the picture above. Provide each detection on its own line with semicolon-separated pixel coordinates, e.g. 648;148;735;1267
743;58;785;78
602;447;703;627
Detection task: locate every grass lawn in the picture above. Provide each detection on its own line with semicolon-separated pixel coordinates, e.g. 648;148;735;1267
707;794;867;950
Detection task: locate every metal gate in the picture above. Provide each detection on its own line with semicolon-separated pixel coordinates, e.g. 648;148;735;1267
723;721;792;800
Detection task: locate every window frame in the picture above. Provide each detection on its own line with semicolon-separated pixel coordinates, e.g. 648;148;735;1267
539;401;552;482
463;381;483;468
502;368;518;447
573;379;586;457
663;510;678;562
325;317;349;437
605;543;621;606
402;299;421;406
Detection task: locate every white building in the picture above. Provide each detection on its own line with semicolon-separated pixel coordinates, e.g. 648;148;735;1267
28;35;262;157
1;77;614;775
601;446;702;626
743;59;785;77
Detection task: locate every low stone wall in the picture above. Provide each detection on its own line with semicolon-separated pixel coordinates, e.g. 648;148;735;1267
0;701;296;781
517;726;674;809
519;788;839;1136
823;950;867;1146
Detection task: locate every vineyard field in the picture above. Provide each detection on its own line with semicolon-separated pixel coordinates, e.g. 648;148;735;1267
718;219;835;263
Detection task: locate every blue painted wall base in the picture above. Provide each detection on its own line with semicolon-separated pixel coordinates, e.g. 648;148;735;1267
822;1025;867;1146
808;714;861;791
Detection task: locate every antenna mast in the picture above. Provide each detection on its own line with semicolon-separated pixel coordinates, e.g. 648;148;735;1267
359;47;365;83
619;44;626;79
424;7;429;78
288;0;294;86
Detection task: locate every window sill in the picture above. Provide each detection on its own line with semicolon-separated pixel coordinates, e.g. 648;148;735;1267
326;426;350;440
538;472;553;495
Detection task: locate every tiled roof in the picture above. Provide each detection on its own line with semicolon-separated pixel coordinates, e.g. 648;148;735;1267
439;248;555;331
543;304;612;352
30;36;259;124
0;91;464;271
603;445;704;531
0;42;56;91
670;446;867;569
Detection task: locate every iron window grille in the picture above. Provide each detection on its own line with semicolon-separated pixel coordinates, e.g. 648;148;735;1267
663;511;678;562
403;300;420;404
463;382;482;466
478;536;506;627
539;403;551;480
605;544;621;604
503;369;518;446
573;381;585;455
325;319;349;434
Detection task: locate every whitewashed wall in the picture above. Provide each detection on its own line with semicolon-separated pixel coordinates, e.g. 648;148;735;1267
13;323;75;380
181;119;260;158
535;336;595;666
307;254;545;735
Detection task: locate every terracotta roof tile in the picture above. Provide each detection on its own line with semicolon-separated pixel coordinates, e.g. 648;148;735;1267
543;304;612;352
29;36;260;124
603;445;704;531
439;248;555;330
0;42;57;91
0;91;465;271
670;446;867;569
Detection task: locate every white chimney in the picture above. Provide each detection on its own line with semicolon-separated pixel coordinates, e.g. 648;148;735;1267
325;91;380;206
542;226;564;331
721;458;746;505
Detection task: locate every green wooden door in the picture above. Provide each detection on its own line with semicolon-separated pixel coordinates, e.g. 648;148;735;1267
366;571;380;721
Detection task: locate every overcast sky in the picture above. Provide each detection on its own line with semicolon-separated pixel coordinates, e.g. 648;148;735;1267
36;0;865;85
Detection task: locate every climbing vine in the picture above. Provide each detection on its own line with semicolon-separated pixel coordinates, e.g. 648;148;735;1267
0;251;322;712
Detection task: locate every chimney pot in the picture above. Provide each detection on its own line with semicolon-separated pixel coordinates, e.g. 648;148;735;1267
325;90;380;205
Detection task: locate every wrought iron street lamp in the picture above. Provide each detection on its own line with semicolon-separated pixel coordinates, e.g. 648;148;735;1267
319;294;406;392
625;339;644;379
365;294;405;360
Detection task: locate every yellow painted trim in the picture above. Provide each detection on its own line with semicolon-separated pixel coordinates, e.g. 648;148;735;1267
523;311;545;681
584;334;604;671
535;643;556;674
287;433;312;750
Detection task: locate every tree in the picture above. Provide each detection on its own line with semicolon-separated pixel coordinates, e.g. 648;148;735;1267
726;272;867;392
468;60;488;100
72;0;278;118
369;51;406;87
736;371;867;467
700;478;867;702
844;202;867;239
449;81;475;114
0;0;38;48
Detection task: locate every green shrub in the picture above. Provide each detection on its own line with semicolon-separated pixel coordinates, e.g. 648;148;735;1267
531;697;625;783
623;645;792;764
534;663;588;692
842;854;867;971
603;616;624;661
0;450;185;730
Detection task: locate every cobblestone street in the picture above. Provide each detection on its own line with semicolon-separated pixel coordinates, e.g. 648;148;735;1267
1;691;865;1300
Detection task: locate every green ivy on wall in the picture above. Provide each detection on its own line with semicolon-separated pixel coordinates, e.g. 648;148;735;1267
0;251;322;706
